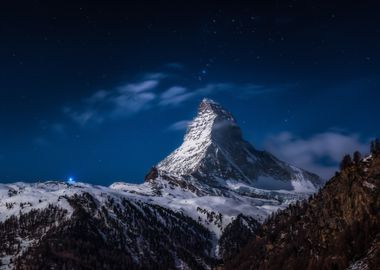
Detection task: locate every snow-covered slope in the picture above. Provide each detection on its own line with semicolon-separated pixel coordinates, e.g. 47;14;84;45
0;181;214;269
0;180;284;269
110;180;288;238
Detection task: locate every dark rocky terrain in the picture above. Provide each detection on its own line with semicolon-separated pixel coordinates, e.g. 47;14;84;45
225;143;380;270
218;214;261;262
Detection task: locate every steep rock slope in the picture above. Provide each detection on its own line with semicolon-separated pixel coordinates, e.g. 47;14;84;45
225;152;380;270
150;98;322;195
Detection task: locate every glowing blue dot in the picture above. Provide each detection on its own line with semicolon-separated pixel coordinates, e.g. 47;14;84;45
68;177;75;184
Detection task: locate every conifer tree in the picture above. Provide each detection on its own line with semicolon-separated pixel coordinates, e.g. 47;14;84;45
340;154;352;170
353;151;361;164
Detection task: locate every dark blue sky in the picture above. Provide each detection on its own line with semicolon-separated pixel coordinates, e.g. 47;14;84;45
0;1;379;185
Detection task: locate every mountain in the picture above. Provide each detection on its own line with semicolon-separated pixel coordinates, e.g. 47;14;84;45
112;99;323;236
225;150;380;270
149;98;322;195
0;99;325;269
0;182;216;269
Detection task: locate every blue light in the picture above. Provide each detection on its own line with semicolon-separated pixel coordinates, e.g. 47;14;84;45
67;177;75;184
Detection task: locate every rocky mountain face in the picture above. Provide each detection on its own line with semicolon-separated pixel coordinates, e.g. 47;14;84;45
148;98;322;195
225;151;380;270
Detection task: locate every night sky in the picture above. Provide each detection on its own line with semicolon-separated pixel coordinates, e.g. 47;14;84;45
1;1;379;185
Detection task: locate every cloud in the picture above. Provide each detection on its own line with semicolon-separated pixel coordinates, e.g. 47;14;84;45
161;86;187;99
196;83;232;95
112;91;156;116
143;72;167;80
118;80;159;93
65;66;290;126
65;77;160;125
85;90;109;104
264;131;370;179
168;120;191;131
64;107;104;126
159;86;194;106
159;83;232;107
213;119;238;131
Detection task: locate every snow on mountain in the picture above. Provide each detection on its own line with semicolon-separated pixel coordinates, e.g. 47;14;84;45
0;99;324;268
110;99;323;236
153;98;322;194
0;181;215;269
110;180;283;238
0;181;110;222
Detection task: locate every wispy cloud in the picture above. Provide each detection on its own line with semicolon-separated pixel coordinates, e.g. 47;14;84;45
264;131;370;179
168;120;191;131
113;92;156;116
159;83;232;107
64;107;104;126
143;72;168;80
159;86;191;106
118;80;159;93
65;66;289;126
65;77;160;125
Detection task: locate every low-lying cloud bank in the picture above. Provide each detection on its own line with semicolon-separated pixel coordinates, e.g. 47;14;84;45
264;131;371;180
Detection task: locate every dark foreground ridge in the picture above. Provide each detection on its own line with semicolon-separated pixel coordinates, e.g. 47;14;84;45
225;141;380;270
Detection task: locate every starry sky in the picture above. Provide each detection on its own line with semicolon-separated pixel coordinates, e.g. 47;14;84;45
0;1;379;185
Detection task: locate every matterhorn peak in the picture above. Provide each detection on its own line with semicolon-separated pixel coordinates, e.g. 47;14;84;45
185;98;239;143
156;99;241;177
197;98;234;120
154;98;322;194
198;98;221;112
200;97;218;105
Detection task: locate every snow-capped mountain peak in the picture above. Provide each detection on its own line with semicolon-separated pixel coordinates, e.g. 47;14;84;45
156;98;240;177
153;99;322;193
